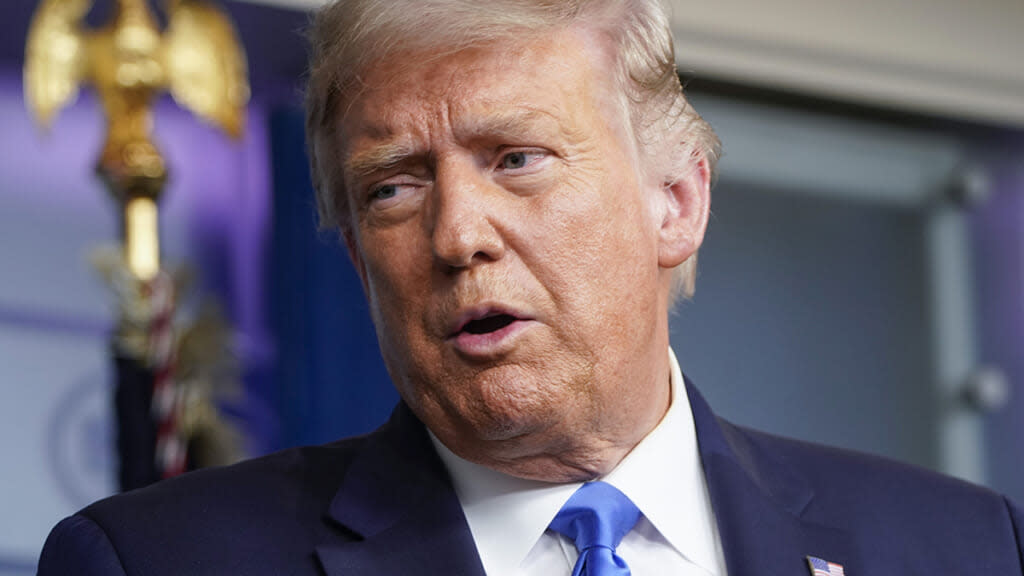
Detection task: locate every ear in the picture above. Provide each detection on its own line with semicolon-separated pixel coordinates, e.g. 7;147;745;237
657;151;711;269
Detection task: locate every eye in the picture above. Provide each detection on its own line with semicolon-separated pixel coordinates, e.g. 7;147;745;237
365;180;420;210
500;151;529;170
497;149;546;171
361;179;424;223
370;184;398;201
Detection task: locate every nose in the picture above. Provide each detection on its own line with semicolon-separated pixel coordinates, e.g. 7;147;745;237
429;156;506;271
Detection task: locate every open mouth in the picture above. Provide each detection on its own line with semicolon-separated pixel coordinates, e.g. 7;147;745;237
461;313;518;335
447;307;532;354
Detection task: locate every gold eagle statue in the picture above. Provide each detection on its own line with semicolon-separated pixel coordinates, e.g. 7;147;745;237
24;0;249;190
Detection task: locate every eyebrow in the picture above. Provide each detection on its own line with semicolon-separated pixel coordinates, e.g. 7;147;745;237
345;140;420;180
343;107;564;179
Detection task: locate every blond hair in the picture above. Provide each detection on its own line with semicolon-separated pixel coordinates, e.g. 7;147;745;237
305;0;720;298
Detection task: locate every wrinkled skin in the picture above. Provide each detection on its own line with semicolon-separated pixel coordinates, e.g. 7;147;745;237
336;26;710;482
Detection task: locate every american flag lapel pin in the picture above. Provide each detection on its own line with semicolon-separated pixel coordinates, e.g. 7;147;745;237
806;556;845;576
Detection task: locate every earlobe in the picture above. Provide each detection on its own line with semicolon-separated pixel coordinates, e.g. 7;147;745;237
657;152;711;269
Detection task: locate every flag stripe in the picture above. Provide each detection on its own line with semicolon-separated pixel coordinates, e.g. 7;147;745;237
807;556;845;576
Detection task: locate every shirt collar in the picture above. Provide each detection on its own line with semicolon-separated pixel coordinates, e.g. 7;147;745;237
431;348;721;575
602;348;723;573
430;443;578;576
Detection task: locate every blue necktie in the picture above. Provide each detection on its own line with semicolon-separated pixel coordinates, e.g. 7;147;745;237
549;481;642;576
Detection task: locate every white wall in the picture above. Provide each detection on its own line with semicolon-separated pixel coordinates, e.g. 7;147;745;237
669;0;1024;127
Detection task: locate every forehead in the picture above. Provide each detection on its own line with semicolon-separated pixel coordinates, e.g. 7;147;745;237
335;27;617;162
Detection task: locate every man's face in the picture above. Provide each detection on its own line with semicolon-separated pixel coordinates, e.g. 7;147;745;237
338;28;682;480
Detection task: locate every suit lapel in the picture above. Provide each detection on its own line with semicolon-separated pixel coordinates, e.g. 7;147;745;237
315;378;862;575
315;404;485;576
686;378;862;576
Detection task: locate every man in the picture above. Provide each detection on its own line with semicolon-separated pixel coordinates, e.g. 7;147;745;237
39;0;1023;575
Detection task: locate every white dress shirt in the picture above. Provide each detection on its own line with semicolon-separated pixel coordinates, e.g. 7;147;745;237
431;348;728;576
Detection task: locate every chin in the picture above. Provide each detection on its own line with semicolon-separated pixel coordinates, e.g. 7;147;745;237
462;383;562;443
406;355;597;455
425;378;566;450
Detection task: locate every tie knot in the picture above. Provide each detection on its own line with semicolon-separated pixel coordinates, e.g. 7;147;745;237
549;481;641;553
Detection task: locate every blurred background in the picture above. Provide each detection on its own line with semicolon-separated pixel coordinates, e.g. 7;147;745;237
0;0;1021;572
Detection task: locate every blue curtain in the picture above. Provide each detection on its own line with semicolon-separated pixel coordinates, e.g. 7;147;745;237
268;107;397;450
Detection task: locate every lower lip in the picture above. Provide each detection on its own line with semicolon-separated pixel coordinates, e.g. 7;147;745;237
450;319;535;357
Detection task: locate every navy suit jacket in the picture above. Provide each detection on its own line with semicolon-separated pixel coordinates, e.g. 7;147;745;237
39;379;1024;575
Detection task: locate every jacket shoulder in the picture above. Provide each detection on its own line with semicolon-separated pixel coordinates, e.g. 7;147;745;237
734;423;1004;507
85;436;364;522
38;514;128;576
43;437;369;576
728;421;1024;566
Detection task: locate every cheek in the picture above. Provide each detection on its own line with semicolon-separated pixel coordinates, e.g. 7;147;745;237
549;166;654;255
359;231;431;330
524;175;657;311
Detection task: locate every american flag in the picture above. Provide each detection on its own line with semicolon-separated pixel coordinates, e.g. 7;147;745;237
807;556;845;576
